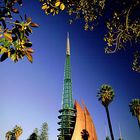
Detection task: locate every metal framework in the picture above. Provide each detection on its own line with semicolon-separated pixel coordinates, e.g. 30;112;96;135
58;33;76;140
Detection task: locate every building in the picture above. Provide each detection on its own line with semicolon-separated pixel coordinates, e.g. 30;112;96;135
58;33;98;140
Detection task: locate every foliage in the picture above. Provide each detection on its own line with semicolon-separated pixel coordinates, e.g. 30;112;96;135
33;128;40;140
5;125;23;140
1;0;139;73
129;98;140;128
27;133;38;140
81;129;89;140
106;136;110;140
40;0;106;31
40;1;140;73
6;131;13;140
132;51;140;72
104;1;140;72
0;0;38;63
97;84;115;140
97;84;115;107
27;122;49;140
40;0;65;15
39;122;49;140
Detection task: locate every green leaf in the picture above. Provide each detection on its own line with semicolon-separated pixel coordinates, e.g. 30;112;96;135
0;38;5;43
3;40;11;47
0;46;7;54
4;32;12;42
26;18;32;23
10;53;17;62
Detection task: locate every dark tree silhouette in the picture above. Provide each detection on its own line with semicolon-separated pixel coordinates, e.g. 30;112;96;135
97;84;115;140
129;98;140;129
81;129;89;140
27;133;38;140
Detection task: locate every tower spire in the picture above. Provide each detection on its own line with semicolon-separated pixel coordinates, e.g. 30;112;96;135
58;33;76;140
66;32;70;55
118;123;123;140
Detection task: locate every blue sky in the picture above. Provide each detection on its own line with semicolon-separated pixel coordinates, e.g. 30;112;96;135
0;1;140;140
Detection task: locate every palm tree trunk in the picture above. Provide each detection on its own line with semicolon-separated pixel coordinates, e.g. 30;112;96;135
137;115;140;129
105;106;114;140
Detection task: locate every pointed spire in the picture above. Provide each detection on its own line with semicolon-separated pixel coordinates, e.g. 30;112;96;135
66;32;70;55
105;123;108;137
118;123;122;139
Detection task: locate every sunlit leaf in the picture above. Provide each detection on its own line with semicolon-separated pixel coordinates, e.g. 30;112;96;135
55;1;61;7
0;38;5;43
26;52;33;63
42;4;47;10
10;53;17;62
0;46;7;54
4;32;12;42
30;23;39;27
11;8;19;13
26;48;34;53
26;18;32;23
60;3;65;10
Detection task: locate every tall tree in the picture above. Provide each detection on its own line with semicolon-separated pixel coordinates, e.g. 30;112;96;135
27;133;38;140
13;125;23;140
5;131;13;140
39;122;48;140
5;125;22;140
129;98;140;129
97;84;115;140
34;128;40;140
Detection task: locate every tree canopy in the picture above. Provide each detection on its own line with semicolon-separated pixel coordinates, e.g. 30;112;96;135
0;0;139;73
0;0;38;63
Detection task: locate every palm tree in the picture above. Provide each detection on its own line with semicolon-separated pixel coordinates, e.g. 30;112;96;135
81;129;89;140
13;125;23;140
97;84;115;140
5;131;13;140
129;98;140;129
27;133;38;140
